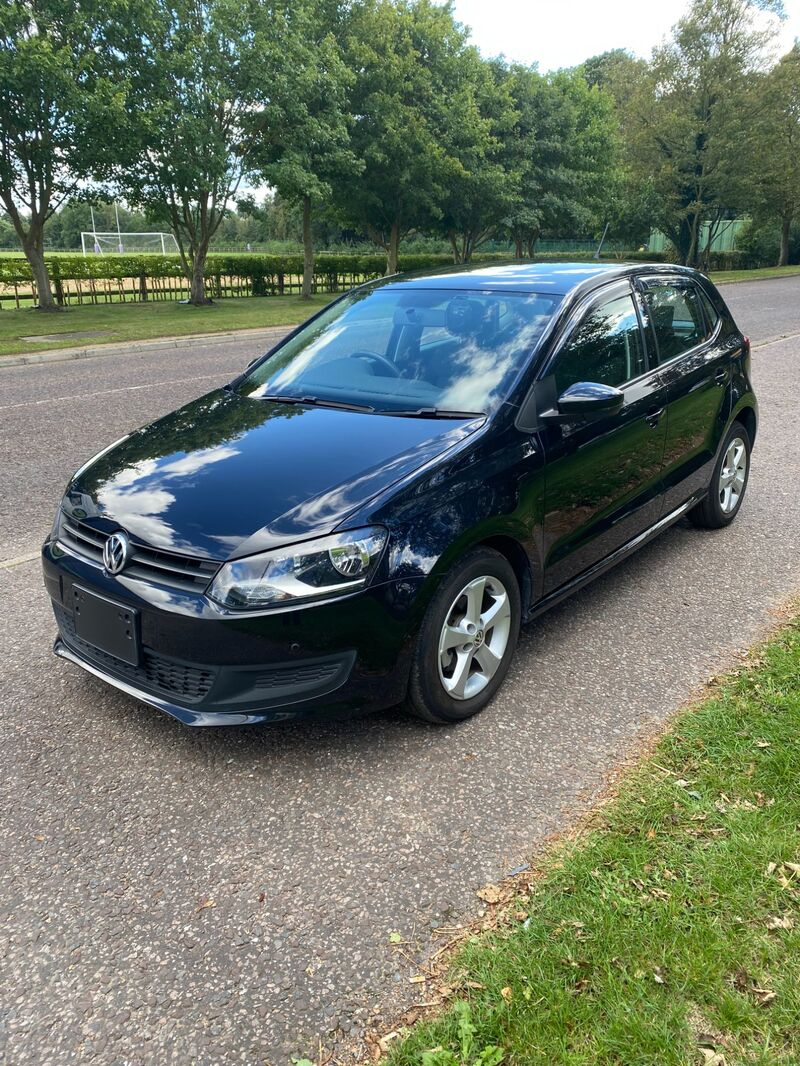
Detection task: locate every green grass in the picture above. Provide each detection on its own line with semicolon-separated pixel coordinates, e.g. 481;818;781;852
387;613;800;1066
0;294;334;357
708;265;800;284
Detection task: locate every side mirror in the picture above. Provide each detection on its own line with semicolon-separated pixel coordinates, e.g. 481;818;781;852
551;381;624;419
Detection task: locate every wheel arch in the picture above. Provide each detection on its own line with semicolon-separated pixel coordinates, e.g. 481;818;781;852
733;404;757;446
474;534;534;617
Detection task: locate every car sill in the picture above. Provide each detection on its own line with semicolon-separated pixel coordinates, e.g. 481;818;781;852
525;493;704;624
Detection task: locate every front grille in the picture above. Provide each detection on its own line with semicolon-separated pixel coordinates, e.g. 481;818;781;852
54;604;216;703
59;514;220;594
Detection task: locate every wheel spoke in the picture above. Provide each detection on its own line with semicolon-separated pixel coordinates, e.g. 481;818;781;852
443;648;473;699
440;623;468;653
480;591;509;630
473;642;502;679
464;578;486;626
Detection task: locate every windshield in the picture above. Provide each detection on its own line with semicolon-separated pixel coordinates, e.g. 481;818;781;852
240;287;561;416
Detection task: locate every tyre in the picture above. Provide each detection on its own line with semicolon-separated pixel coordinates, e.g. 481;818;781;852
407;547;521;724
688;420;752;529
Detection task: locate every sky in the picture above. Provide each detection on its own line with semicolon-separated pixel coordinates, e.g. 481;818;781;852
450;0;800;72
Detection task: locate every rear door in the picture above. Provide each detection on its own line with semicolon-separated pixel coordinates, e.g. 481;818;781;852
636;278;730;513
539;281;669;594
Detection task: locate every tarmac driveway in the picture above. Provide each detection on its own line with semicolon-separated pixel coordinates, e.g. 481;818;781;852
1;276;799;1063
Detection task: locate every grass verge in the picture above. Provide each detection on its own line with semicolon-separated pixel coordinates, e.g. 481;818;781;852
0;294;334;358
708;265;800;284
382;609;800;1066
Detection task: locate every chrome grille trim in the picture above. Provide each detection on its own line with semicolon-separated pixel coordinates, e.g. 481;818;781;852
59;513;220;593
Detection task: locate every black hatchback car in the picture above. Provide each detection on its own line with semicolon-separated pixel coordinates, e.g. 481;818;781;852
43;262;756;726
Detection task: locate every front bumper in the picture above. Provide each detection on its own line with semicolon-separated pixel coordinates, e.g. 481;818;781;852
43;541;424;725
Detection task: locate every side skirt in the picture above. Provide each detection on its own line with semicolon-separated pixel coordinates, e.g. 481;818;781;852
524;492;705;624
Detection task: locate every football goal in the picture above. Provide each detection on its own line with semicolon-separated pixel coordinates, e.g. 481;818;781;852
81;231;180;256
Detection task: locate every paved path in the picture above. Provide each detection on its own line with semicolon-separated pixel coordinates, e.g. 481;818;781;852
1;278;799;1064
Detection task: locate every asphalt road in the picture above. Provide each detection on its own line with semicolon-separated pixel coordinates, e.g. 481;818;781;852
2;276;799;1064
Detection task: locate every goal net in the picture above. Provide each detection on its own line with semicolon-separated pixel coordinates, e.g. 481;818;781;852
80;231;180;256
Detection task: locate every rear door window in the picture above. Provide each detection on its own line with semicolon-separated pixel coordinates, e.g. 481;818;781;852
643;284;705;364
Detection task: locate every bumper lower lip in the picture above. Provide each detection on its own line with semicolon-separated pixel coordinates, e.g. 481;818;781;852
53;637;358;726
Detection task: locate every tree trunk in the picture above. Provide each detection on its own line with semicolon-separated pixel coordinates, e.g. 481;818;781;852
449;231;461;264
302;195;314;299
514;237;523;259
778;216;791;267
23;227;57;310
385;220;400;276
189;246;211;304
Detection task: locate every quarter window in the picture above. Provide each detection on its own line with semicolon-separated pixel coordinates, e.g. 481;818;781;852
553;293;645;394
644;284;705;363
697;288;720;333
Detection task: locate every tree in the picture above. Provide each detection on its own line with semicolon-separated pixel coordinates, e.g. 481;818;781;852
434;53;518;263
117;0;307;304
747;45;800;264
257;12;357;298
0;0;130;308
336;0;471;274
619;0;784;266
500;65;616;257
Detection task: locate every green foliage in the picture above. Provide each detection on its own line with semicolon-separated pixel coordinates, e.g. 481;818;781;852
0;0;136;304
420;1002;504;1066
334;0;478;271
617;0;786;266
743;44;800;264
114;0;315;300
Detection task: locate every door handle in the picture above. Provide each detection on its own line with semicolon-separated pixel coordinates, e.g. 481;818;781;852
714;367;728;385
645;405;665;428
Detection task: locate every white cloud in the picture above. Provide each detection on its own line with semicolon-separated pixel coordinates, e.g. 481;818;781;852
449;0;800;72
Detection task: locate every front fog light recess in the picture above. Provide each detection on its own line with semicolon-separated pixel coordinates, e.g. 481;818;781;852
209;527;387;609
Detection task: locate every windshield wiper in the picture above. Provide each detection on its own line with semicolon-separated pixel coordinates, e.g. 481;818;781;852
387;407;485;420
255;393;375;413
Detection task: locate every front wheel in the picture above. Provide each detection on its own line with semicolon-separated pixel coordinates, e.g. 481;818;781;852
407;548;521;724
689;420;752;529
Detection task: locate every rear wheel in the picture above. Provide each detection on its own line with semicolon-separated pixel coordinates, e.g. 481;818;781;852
407;548;521;724
688;421;751;529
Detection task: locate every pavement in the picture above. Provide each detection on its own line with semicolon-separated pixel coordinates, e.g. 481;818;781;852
1;276;799;1065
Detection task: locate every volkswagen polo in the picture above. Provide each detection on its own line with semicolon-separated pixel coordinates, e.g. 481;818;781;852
42;262;757;726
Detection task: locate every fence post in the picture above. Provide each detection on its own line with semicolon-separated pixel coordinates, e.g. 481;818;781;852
139;273;148;301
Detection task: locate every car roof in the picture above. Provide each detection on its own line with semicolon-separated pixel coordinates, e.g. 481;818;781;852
379;260;699;297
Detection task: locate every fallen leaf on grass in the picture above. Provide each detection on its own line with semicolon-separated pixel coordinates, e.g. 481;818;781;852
477;883;512;905
500;986;513;1002
699;1049;727;1066
765;914;795;930
751;986;777;1006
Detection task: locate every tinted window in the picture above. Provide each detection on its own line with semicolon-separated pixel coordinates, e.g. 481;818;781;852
644;284;705;363
242;287;560;415
553;293;645;394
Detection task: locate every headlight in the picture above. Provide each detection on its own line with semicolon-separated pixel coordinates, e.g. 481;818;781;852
208;527;387;610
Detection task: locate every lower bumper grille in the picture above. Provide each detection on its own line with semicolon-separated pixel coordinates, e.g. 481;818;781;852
53;604;216;703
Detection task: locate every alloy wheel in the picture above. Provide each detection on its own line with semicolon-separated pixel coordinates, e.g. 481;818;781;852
719;436;747;514
437;575;512;700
